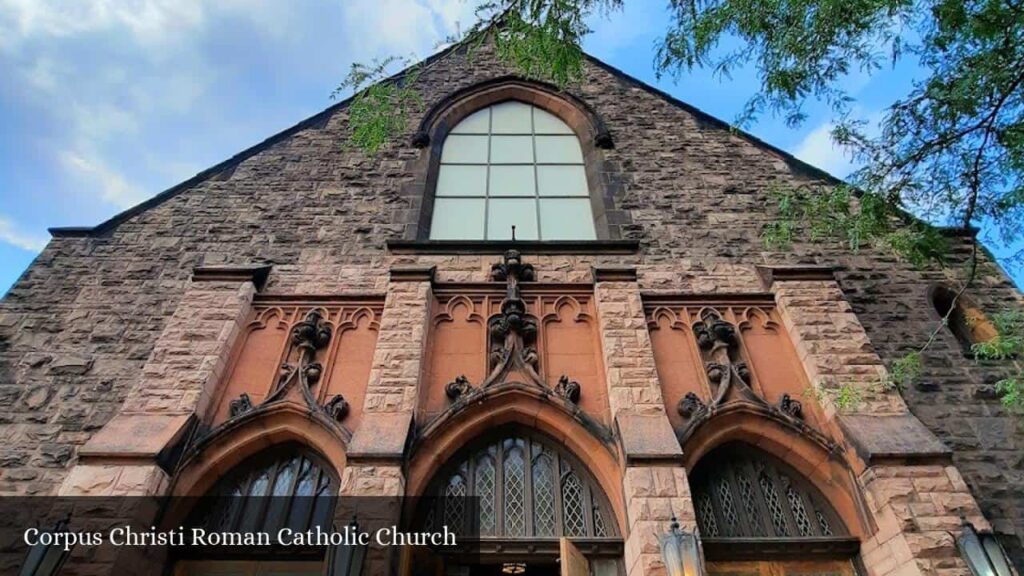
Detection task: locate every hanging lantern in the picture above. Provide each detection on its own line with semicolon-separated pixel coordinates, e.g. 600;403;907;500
659;517;705;576
328;519;368;576
957;521;1013;576
19;515;72;576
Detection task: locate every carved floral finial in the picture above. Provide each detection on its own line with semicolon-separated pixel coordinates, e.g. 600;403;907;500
778;393;804;419
555;375;581;404
324;394;350;421
677;392;707;419
291;310;332;350
229;392;254;418
445;375;475;401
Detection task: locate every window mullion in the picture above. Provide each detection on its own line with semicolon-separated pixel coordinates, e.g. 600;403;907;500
484;107;492;240
531;106;542;240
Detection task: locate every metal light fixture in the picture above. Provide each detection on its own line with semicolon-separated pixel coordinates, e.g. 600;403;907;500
957;521;1013;576
328;518;368;576
659;517;705;576
19;514;72;576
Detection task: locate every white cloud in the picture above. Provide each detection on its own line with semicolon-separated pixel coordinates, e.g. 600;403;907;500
791;111;885;178
341;0;438;57
0;0;471;233
792;122;855;178
0;216;48;252
60;151;146;208
0;0;205;50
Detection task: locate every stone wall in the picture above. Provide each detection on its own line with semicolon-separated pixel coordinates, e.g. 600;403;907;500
0;39;1021;564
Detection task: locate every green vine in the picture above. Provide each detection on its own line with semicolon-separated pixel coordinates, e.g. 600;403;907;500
761;184;948;268
331;57;422;155
334;1;622;154
972;310;1024;413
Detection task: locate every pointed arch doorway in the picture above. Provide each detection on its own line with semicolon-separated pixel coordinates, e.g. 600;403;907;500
409;427;624;576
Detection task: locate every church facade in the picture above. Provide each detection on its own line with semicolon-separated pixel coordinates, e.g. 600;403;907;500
1;41;1022;576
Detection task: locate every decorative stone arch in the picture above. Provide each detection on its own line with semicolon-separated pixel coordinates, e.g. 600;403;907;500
170;402;348;499
406;385;626;536
404;77;632;240
680;404;873;539
413;76;614;150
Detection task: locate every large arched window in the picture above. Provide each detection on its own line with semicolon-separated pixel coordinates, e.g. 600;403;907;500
690;444;858;576
429;101;597;241
191;446;338;537
178;446;340;575
421;431;615;539
691;445;844;540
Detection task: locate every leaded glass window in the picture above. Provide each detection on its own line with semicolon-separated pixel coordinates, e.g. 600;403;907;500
690;444;846;540
192;445;337;536
430;101;597;241
422;431;615;538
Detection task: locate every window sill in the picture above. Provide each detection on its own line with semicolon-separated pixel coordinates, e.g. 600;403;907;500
386;239;640;255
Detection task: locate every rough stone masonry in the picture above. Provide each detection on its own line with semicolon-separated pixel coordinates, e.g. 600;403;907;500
0;39;1022;571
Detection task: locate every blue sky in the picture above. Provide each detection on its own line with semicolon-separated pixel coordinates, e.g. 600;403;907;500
0;0;1020;295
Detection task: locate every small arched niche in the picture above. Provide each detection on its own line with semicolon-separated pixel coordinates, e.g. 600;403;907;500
930;285;997;354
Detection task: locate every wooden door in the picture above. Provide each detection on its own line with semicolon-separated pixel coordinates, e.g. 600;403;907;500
707;560;855;576
560;538;590;576
174;560;323;576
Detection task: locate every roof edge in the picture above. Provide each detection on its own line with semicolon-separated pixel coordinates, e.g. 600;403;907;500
581;53;846;187
48;42;467;238
49;42;851;239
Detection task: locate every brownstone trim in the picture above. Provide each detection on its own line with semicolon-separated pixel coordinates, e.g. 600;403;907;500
389;265;437;282
640;292;777;307
387;239;640;255
192;265;272;290
702;537;860;561
756;265;840;289
680;407;874;539
252;293;386;304
432;282;595;295
592;266;638;283
405;388;627;535
170;403;349;498
441;538;624;562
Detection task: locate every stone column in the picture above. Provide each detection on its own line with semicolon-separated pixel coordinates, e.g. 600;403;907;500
761;266;990;576
594;267;692;576
342;266;433;576
57;265;266;497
